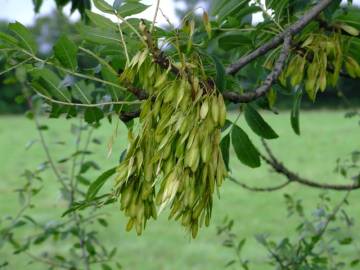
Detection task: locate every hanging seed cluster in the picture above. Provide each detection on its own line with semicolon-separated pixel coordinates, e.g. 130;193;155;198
114;50;227;238
276;32;360;100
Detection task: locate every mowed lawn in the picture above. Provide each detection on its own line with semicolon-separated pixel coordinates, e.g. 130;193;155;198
0;111;359;270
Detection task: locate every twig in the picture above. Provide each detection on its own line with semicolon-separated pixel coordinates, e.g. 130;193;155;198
223;32;292;103
140;21;181;76
0;57;32;76
261;140;360;191
226;0;333;75
68;120;90;270
25;251;71;269
34;91;142;107
69;119;83;205
34;115;69;192
116;17;130;64
159;8;174;29
114;12;146;46
294;190;352;267
229;176;290;192
150;0;161;33
21;50;128;93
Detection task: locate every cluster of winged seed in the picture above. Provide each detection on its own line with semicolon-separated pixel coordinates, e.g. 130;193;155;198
114;50;227;238
279;33;360;101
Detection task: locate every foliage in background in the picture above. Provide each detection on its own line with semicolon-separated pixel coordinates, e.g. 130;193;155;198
0;12;77;114
0;92;122;269
32;0;91;19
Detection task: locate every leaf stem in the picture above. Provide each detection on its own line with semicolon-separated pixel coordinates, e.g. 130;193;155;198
33;90;143;107
116;17;130;64
114;12;147;47
151;0;161;33
0;57;32;76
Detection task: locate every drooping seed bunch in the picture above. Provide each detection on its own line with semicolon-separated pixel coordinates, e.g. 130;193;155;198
114;50;227;238
273;32;360;100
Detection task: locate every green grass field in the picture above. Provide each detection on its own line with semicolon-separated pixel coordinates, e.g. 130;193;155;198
0;111;359;270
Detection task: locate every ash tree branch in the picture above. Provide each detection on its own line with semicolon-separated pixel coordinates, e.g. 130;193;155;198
261;140;360;191
118;0;333;118
223;33;292;103
225;0;333;76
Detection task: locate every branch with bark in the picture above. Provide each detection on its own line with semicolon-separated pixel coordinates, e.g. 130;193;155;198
223;33;292;103
225;0;333;76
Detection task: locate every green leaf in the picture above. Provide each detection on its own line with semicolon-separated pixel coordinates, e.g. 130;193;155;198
76;175;91;185
101;66;122;100
85;10;117;30
231;124;260;168
93;0;113;13
210;55;226;92
53;35;78;71
84;107;104;124
216;0;247;21
291;90;302;135
72;81;94;104
32;0;43;12
235;5;261;22
244;104;278;139
323;0;341;20
80;161;100;174
334;8;360;30
101;263;113;270
61;194;113;216
79;25;122;45
86;167;117;200
339;237;353;245
218;32;252;51
267;88;277;108
98;218;109;227
8;22;37;54
220;133;230;171
115;2;149;17
212;0;227;16
351;259;360;267
31;68;71;102
237;238;246;254
0;32;19;46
